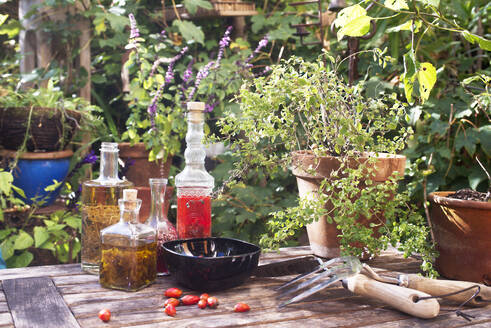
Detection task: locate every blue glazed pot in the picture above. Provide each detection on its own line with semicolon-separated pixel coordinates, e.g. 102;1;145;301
1;150;73;206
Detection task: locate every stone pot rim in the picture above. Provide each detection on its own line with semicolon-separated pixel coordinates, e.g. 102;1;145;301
429;191;491;210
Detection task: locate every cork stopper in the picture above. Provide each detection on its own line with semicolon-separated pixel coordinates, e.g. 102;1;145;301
187;102;205;111
122;189;138;211
123;189;138;200
187;102;205;123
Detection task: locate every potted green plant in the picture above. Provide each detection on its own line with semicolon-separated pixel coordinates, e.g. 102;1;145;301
216;55;436;273
0;81;99;206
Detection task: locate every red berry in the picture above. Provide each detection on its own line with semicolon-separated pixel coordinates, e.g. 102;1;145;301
207;296;219;308
164;304;176;317
234;302;250;312
181;295;200;305
200;293;209;301
164;298;180;307
165;287;183;298
198;299;207;309
98;309;111;322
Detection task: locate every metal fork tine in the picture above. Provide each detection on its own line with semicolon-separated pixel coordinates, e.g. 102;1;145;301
278;273;343;308
277;265;342;299
275;265;323;291
276;257;344;292
277;256;363;308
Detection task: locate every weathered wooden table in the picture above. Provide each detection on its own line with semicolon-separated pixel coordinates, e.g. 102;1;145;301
0;246;489;327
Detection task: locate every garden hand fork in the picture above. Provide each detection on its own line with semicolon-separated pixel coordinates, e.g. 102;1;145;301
277;256;440;319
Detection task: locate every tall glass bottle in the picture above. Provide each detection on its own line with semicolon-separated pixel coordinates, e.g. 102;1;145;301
175;102;214;239
146;178;177;275
81;142;132;274
100;189;157;291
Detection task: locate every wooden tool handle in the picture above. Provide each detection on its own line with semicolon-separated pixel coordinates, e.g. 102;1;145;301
344;274;439;319
402;274;491;307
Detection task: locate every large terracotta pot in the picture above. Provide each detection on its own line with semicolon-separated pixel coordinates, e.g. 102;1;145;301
429;192;491;284
291;150;406;258
118;142;172;186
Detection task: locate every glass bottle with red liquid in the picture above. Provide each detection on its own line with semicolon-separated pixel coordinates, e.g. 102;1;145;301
176;102;214;239
146;178;177;275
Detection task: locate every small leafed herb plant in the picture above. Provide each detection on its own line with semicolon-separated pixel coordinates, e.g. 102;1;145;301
216;55;437;275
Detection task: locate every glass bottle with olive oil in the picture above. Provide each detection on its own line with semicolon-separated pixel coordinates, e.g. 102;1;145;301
81;142;132;274
100;189;157;291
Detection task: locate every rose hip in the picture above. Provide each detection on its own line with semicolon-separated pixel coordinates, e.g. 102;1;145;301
98;309;111;322
165;288;183;298
207;296;219;308
234;302;250;312
198;299;207;309
164;304;176;317
200;293;209;301
181;295;200;305
164;298;180;307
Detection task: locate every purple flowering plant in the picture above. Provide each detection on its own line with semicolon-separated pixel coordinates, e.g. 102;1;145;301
122;14;271;163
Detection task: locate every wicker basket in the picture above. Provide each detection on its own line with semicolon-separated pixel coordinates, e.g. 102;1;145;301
0;107;81;152
164;1;257;20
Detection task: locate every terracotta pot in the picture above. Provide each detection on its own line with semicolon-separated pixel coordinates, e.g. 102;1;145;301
429;192;491;284
135;186;174;223
118;142;172;186
291;150;406;258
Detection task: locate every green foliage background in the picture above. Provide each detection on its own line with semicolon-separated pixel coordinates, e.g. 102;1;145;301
0;0;489;265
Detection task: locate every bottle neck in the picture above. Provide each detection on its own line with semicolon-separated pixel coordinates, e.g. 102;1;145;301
175;110;214;188
184;119;206;167
149;181;166;222
119;199;141;224
99;150;120;181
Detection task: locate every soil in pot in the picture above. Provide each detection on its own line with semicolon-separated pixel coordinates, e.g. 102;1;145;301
447;188;490;202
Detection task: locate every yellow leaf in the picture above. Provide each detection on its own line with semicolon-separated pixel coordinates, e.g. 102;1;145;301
384;0;409;10
417;62;437;103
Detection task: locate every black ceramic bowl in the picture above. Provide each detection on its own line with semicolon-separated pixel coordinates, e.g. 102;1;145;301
162;237;261;291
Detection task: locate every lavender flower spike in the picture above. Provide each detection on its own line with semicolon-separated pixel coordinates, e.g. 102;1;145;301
147;82;166;129
129;14;140;39
215;26;233;69
246;35;269;64
165;46;189;83
188;61;215;101
183;59;194;85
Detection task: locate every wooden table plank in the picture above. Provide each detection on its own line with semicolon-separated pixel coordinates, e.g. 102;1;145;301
0;264;81;280
3;277;80;328
359;306;491;328
0;247;489;327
